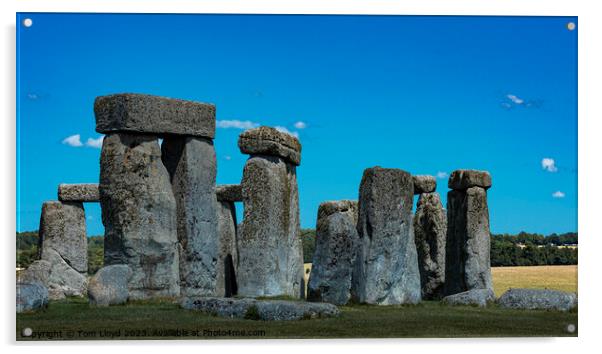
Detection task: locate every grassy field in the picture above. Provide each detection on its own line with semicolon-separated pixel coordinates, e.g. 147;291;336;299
492;265;577;297
17;265;577;340
16;298;577;340
305;264;578;298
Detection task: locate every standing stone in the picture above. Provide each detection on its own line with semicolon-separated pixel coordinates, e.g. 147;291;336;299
100;133;179;299
162;136;218;297
216;200;239;297
351;167;421;305
38;201;88;274
445;170;493;296
307;200;359;305
414;192;447;299
237;127;304;298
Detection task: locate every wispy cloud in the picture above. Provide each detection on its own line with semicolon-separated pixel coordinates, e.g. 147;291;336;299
275;126;299;138
294;121;307;129
217;120;260;129
85;136;104;149
224;155;232;161
552;191;566;198
507;94;524;105
541;158;558;172
436;171;448;179
62;134;83;147
501;93;542;109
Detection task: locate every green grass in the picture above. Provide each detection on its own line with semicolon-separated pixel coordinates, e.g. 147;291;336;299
17;297;577;340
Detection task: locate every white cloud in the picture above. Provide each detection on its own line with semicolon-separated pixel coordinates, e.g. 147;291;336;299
62;134;83;147
541;158;558;172
294;121;307;129
85;136;104;148
216;120;260;129
552;191;566;198
507;94;524;105
224;155;232;161
436;171;448;179
275;126;299;138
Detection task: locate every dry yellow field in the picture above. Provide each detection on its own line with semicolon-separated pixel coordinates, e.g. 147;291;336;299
304;264;578;298
492;265;577;297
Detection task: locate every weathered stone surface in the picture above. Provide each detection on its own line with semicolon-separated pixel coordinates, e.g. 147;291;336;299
19;258;85;300
216;200;238;297
445;186;493;296
314;200;358;224
58;183;99;202
162;136;218;297
413;175;437;194
94;93;215;138
181;297;340;321
237;155;304;298
497;288;578;311
45;249;88;299
238;126;302;165
19;260;52;285
308;200;359;305
100;133;180;300
17;282;48;313
351;167;421;305
414;192;447;299
88;265;133;306
442;288;494;307
448;170;492;190
38;201;88;273
216;184;242;202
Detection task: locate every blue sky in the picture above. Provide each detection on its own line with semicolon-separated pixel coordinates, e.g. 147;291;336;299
16;14;577;236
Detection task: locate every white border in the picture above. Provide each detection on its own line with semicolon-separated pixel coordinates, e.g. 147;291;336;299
2;1;600;353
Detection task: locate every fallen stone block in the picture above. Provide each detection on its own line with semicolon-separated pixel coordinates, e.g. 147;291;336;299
238;126;302;165
497;288;577;311
88;265;132;306
58;183;99;202
18;260;52;285
442;288;494;307
94;93;216;138
17;281;48;313
448;170;492;190
412;175;437;194
180;297;340;321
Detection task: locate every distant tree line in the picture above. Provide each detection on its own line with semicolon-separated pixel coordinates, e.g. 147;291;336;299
17;230;576;271
301;229;577;266
490;232;577;266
